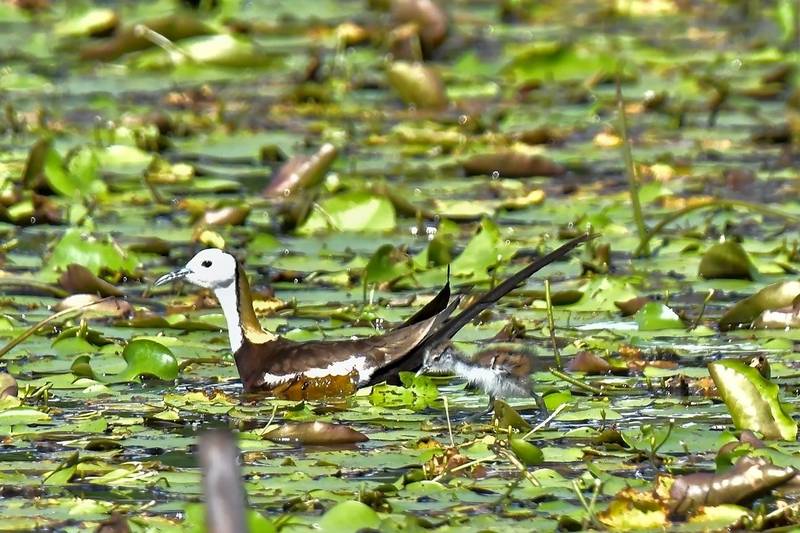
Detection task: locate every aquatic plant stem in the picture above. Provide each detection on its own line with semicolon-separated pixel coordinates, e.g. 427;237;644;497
544;279;561;370
0;296;116;360
521;402;568;441
634;198;800;256
548;367;603;395
443;396;455;448
616;75;649;256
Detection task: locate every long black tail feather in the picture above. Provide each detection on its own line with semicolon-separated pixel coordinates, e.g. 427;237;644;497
423;232;592;350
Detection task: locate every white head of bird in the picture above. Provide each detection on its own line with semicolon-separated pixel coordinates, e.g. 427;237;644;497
155;248;238;290
155;248;256;353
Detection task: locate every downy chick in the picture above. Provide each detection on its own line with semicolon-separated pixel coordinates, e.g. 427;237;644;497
419;345;547;415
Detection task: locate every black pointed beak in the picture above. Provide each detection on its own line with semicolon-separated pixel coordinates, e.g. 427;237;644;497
415;366;429;378
154;267;191;287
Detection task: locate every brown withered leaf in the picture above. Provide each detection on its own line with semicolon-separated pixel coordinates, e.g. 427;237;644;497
669;456;797;517
197;205;251;227
270;372;359;401
0;373;17;399
462;152;564;178
615;296;650;316
262;421;368;445
567;352;612;374
59;264;124;297
390;0;448;55
264;143;337;199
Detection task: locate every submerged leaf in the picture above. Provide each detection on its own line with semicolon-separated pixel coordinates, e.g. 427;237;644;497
708;359;797;440
719;281;800;330
263;421;368;445
698;241;757;280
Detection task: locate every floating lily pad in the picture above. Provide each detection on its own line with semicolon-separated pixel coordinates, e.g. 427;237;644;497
634;302;684;331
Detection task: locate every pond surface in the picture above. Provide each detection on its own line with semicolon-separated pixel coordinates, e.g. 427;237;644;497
1;0;800;531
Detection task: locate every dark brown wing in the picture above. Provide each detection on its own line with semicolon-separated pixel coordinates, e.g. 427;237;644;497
235;301;458;392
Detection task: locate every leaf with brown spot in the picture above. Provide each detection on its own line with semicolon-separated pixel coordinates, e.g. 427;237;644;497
262;421;368;445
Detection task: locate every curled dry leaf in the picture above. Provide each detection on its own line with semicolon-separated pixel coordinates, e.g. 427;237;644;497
720;281;800;331
0;373;18;399
698;241;757;280
58;264;124;297
462;152;564;178
391;0;448;55
56;295;132;318
262;421;368;445
615;296;650;316
567;351;612;374
263;143;337;199
386;61;448;110
669;456;796;516
197;205;251;228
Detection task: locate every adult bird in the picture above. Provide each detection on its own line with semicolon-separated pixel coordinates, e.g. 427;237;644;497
154;233;590;393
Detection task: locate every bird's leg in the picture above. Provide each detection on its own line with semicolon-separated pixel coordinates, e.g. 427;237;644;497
531;390;549;418
465;395;495;423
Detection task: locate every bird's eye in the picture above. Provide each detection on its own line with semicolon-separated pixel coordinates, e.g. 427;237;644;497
201;260;212;268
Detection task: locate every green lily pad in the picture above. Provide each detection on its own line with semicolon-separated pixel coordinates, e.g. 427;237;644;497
708;359;797;441
318;500;381;533
46;228;139;276
115;339;179;383
298;191;396;234
634;302;684;331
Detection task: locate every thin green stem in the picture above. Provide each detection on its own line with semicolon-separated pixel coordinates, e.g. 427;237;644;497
544;279;561;370
548;367;603;395
617;75;649;256
0;296;115;359
634;198;800;256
